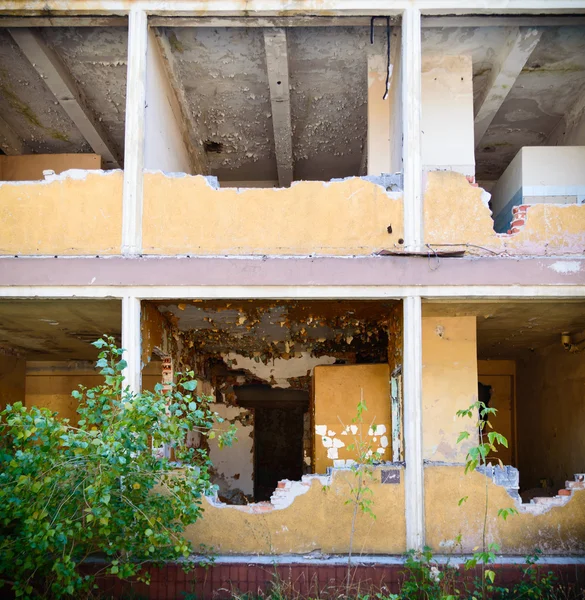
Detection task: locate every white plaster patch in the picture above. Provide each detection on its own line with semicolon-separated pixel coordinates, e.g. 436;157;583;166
322;436;333;448
550;261;582;274
327;447;339;459
315;425;327;436
350;425;358;435
380;435;389;448
327;430;336;436
332;438;345;449
223;352;336;388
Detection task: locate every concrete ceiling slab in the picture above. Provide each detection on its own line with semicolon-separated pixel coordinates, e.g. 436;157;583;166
0;299;121;360
423;300;585;358
0;27;126;163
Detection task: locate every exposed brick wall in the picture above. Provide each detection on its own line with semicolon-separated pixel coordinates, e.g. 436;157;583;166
91;561;585;599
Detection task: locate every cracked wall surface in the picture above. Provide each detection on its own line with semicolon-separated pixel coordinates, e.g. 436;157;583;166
425;171;585;255
142;173;403;256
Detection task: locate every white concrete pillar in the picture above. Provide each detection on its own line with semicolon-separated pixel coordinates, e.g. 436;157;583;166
401;8;423;251
121;296;142;396
403;295;424;550
122;7;148;256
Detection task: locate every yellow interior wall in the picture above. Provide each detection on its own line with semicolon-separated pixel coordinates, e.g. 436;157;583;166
0;154;101;182
0;171;123;256
424;170;585;255
188;468;406;554
422;316;478;462
425;465;585;555
516;343;585;491
313;364;391;473
25;364;161;423
0;355;26;410
142;174;403;256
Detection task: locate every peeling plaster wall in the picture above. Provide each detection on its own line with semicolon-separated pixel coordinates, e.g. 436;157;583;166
425;466;585;555
422;316;478;463
0;354;25;410
424;170;585;255
209;402;254;499
0;170;122;256
516;342;585;492
142;173;403;255
187;468;406;554
422;55;475;177
223;352;336;388
0;154;101;181
313;364;391;473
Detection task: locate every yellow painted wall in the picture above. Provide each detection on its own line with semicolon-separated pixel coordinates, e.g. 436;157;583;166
142;174;403;256
0;154;101;182
422;316;478;462
0;171;123;256
424;170;585;255
25;362;161;423
313;364;391;473
516;343;585;491
0;355;26;410
425;466;585;555
188;468;406;554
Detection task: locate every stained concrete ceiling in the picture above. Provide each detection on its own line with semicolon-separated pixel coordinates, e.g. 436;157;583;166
0;26;127;166
0;299;121;360
423;300;585;358
155;299;395;361
423;25;585;181
159;26;368;183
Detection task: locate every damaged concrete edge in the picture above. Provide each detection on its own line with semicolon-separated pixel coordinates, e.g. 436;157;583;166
143;169;404;196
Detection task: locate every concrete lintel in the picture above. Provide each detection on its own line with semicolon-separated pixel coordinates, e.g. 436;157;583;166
263;28;293;187
474;27;542;149
0;256;585;289
8;28;122;168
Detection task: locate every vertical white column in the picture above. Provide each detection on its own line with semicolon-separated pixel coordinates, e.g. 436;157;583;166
122;7;148;256
403;295;424;550
122;296;142;396
401;7;423;251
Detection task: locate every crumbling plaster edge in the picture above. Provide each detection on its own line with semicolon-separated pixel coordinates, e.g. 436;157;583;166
0;168;122;187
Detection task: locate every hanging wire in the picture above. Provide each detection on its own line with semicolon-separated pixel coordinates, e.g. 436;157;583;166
370;16;392;100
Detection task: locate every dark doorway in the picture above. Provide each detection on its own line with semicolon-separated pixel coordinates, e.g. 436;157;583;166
236;385;308;502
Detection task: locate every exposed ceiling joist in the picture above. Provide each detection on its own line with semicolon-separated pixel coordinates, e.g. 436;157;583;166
153;28;208;175
474;27;542;149
8;28;122;168
263;28;293;188
0;114;24;155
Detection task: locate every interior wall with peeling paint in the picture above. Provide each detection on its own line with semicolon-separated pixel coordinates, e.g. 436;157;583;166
425;466;585;555
421;55;475;176
313;364;391;473
424;170;585;255
516;341;585;492
0;154;101;181
422;316;478;462
0;170;123;256
187;468;406;555
0;354;25;409
142;174;403;255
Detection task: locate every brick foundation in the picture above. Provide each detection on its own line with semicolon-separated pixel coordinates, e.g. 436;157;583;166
91;560;585;599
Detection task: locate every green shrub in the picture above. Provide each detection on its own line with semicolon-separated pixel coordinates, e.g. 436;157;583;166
0;337;234;599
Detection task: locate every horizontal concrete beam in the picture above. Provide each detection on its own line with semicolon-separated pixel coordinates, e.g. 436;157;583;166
0;256;584;289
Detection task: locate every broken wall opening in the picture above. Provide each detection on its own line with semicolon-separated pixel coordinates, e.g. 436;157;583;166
423;299;585;507
422;21;585;237
145;16;403;188
142;299;404;505
0;21;127;181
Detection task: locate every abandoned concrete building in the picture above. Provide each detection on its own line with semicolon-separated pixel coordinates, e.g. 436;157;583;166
0;0;585;588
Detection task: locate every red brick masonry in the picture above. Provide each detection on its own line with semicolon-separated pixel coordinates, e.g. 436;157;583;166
93;560;585;599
